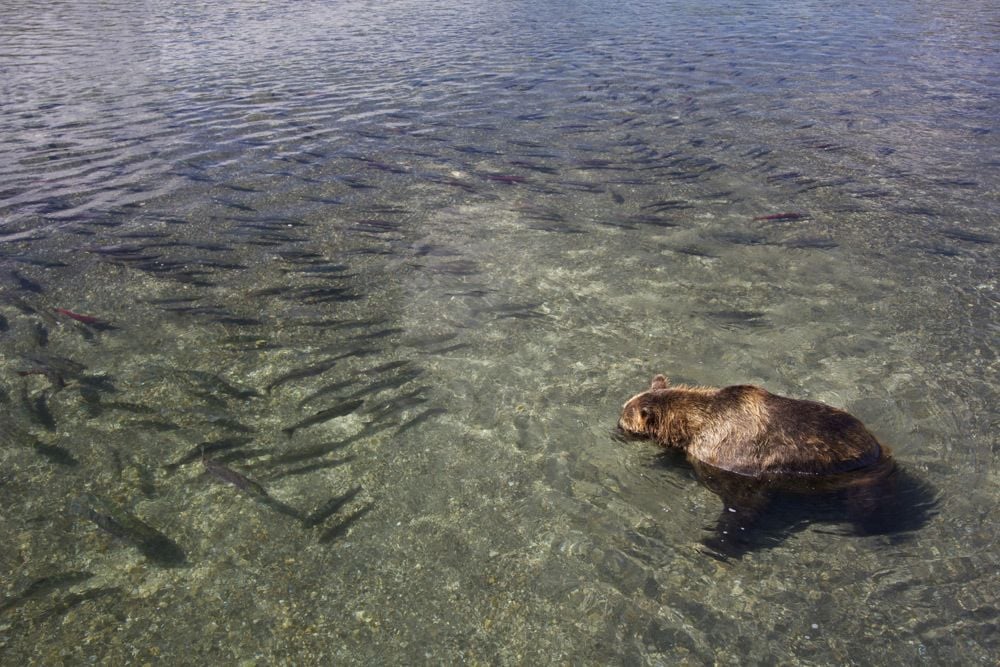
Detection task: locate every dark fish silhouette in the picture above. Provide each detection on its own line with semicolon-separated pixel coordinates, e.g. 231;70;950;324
303;487;362;528
202;457;267;497
165;437;253;471
752;212;807;221
17;367;66;388
53;308;101;325
32;440;78;466
0;571;94;613
70;494;185;566
344;368;424;400
266;357;342;393
396;407;447;435
11;270;44;293
23;389;56;430
319;505;371;543
282;399;364;437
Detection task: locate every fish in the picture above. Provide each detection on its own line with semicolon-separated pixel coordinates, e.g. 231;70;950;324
31;322;49;347
270;437;355;466
395;407;447;435
180;370;260;400
554;180;604;193
642;199;693;212
282;399;364;437
212;197;256;212
346;368;424;400
350;219;400;234
366;360;411;374
341;178;374;190
674;246;717;258
36;587;121;622
298;359;410;407
298;378;358;407
164;437;253;471
205;417;256;433
298;287;356;304
248;286;292;298
28;355;87;378
3;254;67;268
202;452;299;518
276;250;328;264
23;388;56;430
53;308;102;325
69;494;186;566
32;440;78;466
280;263;351;275
0;571;94;613
347;157;408;173
431;342;471;354
443;289;494;298
471;301;544;317
218;334;277;351
526;221;585;234
1;295;39;315
364;388;429;419
401;333;458;349
11;270;43;293
202;457;268;497
483;173;529;184
703;310;771;330
17;367;66;388
78;386;103;416
266;357;343;393
270;456;355;479
498;309;549;319
426;175;476;192
941;229;996;245
752;212;808;221
715;232;771;246
272;422;392;466
221;183;259;193
577;159;626;171
512;206;564;223
211;446;271;464
319;505;371;544
303;487;361;528
256;495;305;522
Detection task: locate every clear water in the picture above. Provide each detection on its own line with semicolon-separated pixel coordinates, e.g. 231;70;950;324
1;0;997;663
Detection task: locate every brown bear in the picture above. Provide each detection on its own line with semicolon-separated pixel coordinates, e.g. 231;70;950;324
616;374;929;557
618;374;891;477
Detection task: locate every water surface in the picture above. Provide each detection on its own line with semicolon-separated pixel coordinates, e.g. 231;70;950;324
1;0;997;664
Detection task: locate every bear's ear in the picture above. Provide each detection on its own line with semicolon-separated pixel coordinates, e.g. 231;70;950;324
650;375;669;390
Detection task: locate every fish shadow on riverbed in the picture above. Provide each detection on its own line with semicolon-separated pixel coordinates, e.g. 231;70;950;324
647;449;940;560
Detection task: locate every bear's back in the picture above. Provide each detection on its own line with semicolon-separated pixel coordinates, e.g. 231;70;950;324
691;386;886;477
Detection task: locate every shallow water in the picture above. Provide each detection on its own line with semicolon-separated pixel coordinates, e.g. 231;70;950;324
1;0;997;663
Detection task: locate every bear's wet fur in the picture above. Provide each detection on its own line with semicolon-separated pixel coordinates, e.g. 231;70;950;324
618;374;936;558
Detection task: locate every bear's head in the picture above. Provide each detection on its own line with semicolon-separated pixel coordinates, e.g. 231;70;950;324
617;374;669;439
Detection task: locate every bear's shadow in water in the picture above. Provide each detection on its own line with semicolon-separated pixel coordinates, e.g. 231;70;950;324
647;448;940;560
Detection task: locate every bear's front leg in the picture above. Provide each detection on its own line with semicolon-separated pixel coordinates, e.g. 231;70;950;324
700;490;771;559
